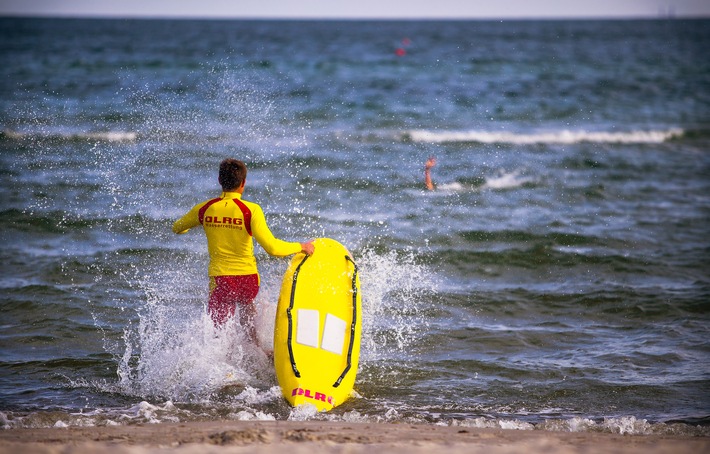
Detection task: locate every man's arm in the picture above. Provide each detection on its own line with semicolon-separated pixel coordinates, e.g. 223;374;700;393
172;204;201;234
250;205;306;256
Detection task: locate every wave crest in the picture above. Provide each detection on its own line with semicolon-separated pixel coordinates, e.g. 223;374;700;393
2;129;138;142
403;128;684;145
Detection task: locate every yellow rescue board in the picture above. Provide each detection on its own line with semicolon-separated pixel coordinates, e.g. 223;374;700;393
274;238;361;411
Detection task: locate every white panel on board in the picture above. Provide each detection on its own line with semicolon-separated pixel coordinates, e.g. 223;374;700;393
296;309;320;348
321;313;347;355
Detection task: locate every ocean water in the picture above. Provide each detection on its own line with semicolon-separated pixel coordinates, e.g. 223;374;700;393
1;18;709;435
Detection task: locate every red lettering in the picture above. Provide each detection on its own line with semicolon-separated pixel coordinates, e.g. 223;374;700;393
291;387;333;405
204;216;244;226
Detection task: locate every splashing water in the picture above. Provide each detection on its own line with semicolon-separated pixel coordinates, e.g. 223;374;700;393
110;243;436;406
357;247;437;359
117;302;271;401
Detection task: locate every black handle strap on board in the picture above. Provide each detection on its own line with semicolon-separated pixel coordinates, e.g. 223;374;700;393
333;255;359;388
286;254;310;378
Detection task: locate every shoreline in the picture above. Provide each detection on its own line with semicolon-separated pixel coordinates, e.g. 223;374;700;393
1;420;708;454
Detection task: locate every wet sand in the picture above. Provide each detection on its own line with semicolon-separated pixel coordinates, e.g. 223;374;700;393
1;420;707;454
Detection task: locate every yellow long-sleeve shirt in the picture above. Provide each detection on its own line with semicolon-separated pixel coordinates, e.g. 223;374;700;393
172;191;301;277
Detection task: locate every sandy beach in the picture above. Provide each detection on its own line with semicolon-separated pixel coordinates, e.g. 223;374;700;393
1;420;707;454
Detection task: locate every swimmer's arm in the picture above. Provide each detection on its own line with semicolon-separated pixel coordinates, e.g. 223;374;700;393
425;156;436;190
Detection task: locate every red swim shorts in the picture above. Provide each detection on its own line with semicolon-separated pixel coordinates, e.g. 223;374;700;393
208;274;260;327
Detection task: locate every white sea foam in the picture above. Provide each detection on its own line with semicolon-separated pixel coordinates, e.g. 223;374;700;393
404;128;684;144
287;403;320;421
451;416;659;434
602;416;653;435
83;131;138;142
235;385;283;406
434;181;466;192
2;128;138;142
450;417;535;430
229;410;277;421
482;169;536;190
430;169;535;193
534;416;657;434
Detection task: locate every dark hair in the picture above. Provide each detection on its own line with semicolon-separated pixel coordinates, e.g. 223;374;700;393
218;159;247;190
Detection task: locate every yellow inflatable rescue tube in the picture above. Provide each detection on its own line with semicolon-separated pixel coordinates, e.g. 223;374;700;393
274;238;361;411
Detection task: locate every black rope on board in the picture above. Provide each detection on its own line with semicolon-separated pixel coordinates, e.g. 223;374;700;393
333;255;359;388
286;254;310;378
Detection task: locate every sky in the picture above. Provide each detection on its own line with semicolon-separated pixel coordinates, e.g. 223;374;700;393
1;0;709;19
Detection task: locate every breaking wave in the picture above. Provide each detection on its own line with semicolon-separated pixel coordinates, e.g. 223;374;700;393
1;129;138;143
402;128;684;145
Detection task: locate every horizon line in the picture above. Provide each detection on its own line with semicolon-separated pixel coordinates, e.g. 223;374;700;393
1;13;707;21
